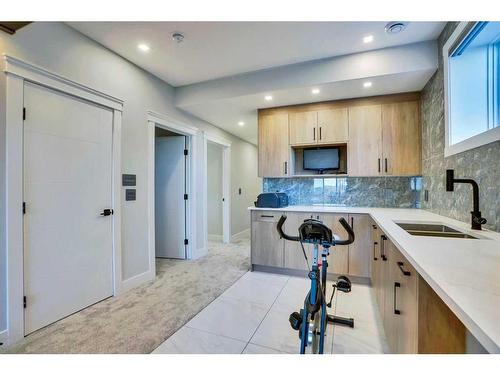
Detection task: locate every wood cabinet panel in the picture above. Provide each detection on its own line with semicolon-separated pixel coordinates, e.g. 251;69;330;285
317;108;349;144
347;214;372;278
251;211;284;267
348;105;382;176
258;113;290;177
381;101;421;175
283;212;314;270
289;111;317;145
320;213;349;275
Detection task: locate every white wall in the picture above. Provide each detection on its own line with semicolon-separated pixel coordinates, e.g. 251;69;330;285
207;142;223;237
0;22;260;333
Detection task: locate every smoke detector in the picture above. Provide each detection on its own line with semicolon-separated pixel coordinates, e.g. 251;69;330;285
385;22;408;35
171;32;185;43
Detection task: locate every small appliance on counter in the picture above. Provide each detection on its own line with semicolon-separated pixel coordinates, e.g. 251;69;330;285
254;192;289;208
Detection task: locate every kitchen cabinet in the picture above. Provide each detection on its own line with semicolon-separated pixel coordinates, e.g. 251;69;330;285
317;108;349;144
289;111;317;145
320;213;349;275
348;105;383;176
381;101;421;175
283;212;314;270
258;113;290;177
347;214;372;278
250;211;284;267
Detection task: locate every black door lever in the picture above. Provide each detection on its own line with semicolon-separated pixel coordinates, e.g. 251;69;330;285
100;209;114;216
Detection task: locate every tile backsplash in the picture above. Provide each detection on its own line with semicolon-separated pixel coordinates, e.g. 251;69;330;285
263;176;422;208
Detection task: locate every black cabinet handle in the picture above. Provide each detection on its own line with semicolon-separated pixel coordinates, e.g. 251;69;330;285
284;161;288;175
373;241;378;261
319;127;322;140
260;215;274;218
380;234;387;261
372;224;377;229
351;217;354;230
378;158;381;173
313;127;316;141
394;282;401;315
385;158;388;173
397;261;411;276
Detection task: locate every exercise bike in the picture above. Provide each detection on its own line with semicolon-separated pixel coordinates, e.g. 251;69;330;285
276;215;355;354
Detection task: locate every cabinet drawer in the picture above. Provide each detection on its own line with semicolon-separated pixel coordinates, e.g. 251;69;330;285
252;211;281;223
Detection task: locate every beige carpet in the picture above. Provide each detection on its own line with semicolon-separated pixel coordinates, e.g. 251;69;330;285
4;238;250;354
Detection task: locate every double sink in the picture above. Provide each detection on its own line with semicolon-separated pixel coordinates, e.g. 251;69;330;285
396;222;479;239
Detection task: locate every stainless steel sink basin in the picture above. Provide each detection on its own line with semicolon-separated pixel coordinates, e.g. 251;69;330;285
396;222;478;239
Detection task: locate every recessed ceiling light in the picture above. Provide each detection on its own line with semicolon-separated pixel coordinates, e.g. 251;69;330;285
238;121;245;126
363;35;374;43
363;81;372;88
137;43;150;52
264;95;273;101
311;88;320;94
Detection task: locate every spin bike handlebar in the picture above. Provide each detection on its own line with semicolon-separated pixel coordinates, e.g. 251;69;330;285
276;215;355;246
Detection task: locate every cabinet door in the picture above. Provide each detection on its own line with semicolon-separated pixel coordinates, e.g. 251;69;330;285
251;211;284;267
348;105;382;176
289;111;318;145
347;214;372;278
320;213;349;275
394;250;418;354
317;108;349;144
258;113;290;177
381;101;421;175
381;235;398;352
371;225;382;307
283;212;315;270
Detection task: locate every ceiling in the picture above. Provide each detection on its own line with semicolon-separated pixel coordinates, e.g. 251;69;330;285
69;22;445;87
68;22;446;144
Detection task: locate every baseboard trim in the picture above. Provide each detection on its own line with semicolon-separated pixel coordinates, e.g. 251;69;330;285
121;270;155;293
0;329;9;347
231;228;250;242
208;234;223;241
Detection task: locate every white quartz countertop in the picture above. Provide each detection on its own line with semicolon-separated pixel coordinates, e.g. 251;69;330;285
248;205;500;353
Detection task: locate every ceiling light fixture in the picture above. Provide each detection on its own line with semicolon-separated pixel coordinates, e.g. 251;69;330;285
363;35;374;43
137;43;150;52
238;121;245;126
363;81;372;88
264;95;273;101
311;88;320;94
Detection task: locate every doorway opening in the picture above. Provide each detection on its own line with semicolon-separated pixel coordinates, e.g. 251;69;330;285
154;126;188;260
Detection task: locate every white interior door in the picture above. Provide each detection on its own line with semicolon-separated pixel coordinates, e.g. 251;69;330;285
23;82;114;335
155;136;186;259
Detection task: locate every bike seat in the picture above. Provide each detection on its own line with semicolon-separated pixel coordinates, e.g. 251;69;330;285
298;219;333;244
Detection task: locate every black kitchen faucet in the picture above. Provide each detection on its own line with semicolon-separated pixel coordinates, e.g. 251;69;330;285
445;169;487;230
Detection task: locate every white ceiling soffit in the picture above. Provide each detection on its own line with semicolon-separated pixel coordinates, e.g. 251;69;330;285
176;41;438;144
68;21;445;87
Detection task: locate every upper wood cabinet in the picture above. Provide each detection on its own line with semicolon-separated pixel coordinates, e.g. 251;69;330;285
258;112;290;177
348;105;383;176
289;108;349;145
317;108;349;144
289;111;317;145
382;101;421;176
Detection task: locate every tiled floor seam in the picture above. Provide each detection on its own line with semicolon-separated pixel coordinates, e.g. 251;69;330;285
240;275;292;353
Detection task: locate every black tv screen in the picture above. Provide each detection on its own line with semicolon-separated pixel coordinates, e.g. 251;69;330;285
303;147;339;171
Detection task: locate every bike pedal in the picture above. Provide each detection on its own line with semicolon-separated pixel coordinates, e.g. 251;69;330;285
289;311;302;331
337;275;352;293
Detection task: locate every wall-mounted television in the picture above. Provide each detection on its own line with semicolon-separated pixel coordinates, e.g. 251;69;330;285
303;147;340;173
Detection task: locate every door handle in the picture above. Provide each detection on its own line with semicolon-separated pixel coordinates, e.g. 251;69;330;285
397;261;411;276
100;208;114;216
394;282;401;315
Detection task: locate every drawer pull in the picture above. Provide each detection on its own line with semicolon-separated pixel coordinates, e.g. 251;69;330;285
260;215;274;218
373;241;378;261
397;261;411;276
394;282;401;315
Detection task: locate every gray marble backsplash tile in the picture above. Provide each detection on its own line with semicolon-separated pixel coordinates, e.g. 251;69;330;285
263;176;421;208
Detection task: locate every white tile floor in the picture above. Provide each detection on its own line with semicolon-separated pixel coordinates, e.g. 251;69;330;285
153;271;389;354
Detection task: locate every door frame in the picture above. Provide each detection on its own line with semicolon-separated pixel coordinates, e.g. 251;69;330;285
147;111;198;262
3;55;123;345
204;134;231;244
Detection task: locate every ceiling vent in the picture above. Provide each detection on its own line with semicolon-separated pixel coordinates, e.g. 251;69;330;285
172;32;185;43
385;22;408;35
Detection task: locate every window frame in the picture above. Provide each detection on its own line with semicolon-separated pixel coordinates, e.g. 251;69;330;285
443;21;500;157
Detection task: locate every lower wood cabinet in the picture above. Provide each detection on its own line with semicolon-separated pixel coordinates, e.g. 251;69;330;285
283;212;314;270
250;211;284;268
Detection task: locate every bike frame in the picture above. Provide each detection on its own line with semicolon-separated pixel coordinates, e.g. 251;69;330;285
299;242;331;354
